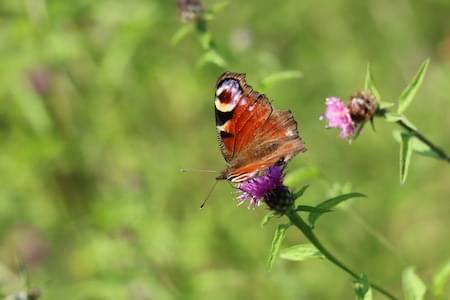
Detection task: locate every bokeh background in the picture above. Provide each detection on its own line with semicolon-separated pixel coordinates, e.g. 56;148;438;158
0;0;449;299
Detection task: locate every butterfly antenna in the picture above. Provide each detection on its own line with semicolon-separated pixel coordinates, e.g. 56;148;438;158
179;168;219;173
200;180;219;209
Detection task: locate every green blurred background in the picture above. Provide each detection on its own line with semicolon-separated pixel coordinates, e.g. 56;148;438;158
0;0;449;299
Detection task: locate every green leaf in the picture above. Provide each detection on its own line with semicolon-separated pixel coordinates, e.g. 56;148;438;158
198;30;213;50
384;112;403;122
197;49;227;68
399;132;413;184
397;59;430;114
353;273;373;300
280;243;324;261
393;130;441;160
402;267;426;300
295;205;332;214
203;0;230;20
268;224;290;270
292;184;310;200
364;63;381;101
171;24;195;45
432;261;450;299
261;70;303;89
308;193;366;228
378;101;395;109
407;138;439;159
384;112;417;130
261;211;276;228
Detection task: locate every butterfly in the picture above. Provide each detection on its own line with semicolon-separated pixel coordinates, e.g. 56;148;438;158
214;72;306;183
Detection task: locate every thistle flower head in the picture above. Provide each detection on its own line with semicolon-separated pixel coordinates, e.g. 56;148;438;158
264;185;294;213
177;0;203;22
321;96;356;139
348;91;377;122
237;165;284;209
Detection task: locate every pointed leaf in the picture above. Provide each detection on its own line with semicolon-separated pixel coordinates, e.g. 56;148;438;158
203;1;230;20
353;273;373;300
393;130;441;160
208;0;230;15
400;132;413;184
292;184;310;200
268;224;290;270
280;243;324;261
211;0;230;12
197;49;227;68
198;30;213;50
397;59;429;114
364;63;381;101
261;70;303;90
432;261;450;299
308;193;366;228
171;24;195;45
378;101;395;109
408;138;440;159
295;205;332;214
385;112;417;130
402;267;426;300
261;211;276;228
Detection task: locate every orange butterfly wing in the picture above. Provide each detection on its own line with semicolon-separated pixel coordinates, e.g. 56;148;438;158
215;72;305;182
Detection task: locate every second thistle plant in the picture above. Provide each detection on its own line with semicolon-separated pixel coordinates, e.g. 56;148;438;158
321;59;450;182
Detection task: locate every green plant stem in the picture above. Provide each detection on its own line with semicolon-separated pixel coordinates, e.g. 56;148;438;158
396;120;450;163
196;16;215;51
286;208;399;300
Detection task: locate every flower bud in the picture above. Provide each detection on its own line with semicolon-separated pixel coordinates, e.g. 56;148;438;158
264;185;294;214
348;91;377;123
177;0;203;22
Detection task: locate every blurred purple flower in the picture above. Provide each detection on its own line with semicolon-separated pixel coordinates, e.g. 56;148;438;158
12;225;49;267
27;68;52;96
321;96;355;139
238;165;284;209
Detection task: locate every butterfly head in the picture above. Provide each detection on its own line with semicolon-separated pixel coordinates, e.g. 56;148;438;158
215;171;228;181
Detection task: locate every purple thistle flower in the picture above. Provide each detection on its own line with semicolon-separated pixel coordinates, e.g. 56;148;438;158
320;96;355;139
237;165;284;209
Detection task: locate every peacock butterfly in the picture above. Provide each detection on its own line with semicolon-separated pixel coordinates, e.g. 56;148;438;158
214;72;306;183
